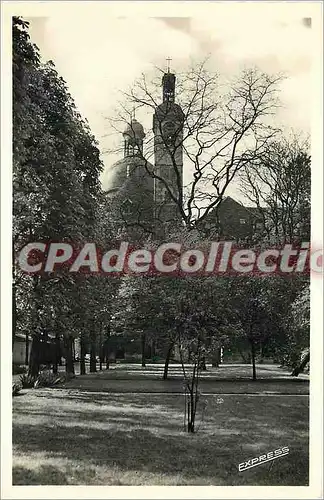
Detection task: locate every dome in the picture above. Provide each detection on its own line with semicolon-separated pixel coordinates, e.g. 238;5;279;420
105;156;154;194
123;119;145;140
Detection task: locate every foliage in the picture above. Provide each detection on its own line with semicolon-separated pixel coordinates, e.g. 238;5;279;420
12;17;116;378
283;285;310;368
224;275;307;379
19;373;37;388
115;262;234;431
34;370;63;388
12;382;22;396
290;285;310;332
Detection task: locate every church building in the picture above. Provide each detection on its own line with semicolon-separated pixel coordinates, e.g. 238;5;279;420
106;65;264;242
106;66;184;239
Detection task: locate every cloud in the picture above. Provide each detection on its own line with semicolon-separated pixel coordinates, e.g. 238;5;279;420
158;17;192;36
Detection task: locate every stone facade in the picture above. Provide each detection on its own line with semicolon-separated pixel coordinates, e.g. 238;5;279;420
153;74;184;231
107;70;184;239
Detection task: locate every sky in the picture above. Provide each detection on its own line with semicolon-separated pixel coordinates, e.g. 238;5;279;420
25;3;314;199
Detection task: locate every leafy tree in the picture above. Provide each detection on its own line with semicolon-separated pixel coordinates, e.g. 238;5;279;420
13;17;105;377
226;274;307;379
287;285;310;375
115;270;232;432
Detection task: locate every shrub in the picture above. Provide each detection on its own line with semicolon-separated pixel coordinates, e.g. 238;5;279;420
34;370;62;388
19;373;37;388
20;370;68;389
12;382;22;396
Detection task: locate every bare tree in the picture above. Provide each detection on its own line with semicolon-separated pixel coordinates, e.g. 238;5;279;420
105;59;283;235
240;134;311;244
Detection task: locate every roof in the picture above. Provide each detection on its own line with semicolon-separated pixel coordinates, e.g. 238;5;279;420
123;119;145;140
109;156;154;171
221;197;265;217
106;156;154;194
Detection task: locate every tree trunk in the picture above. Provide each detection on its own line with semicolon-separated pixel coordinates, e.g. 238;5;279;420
200;357;207;370
187;359;200;433
99;326;103;371
290;349;300;369
250;339;257;380
141;333;146;367
105;344;110;370
105;321;111;370
28;334;41;377
65;336;75;375
151;339;156;358
212;348;221;367
90;351;96;372
291;351;310;377
12;280;17;351
163;342;174;380
53;332;61;374
90;329;97;373
28;275;41;377
188;391;195;433
25;332;29;366
42;328;49;366
80;333;86;375
12;241;18;351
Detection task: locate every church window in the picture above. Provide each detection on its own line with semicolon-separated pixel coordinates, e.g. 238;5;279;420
164;189;171;202
122;198;133;213
166;134;176;148
163;121;176;148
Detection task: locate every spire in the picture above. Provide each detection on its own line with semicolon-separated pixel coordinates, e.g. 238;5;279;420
166;56;172;73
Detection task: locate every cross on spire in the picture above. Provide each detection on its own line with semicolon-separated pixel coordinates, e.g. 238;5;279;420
166;57;172;73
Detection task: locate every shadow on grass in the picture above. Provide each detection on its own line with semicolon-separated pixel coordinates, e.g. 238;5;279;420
12;390;309;486
13;465;68;485
62;363;308;384
12;421;309;486
61;377;309;396
12;392;28;398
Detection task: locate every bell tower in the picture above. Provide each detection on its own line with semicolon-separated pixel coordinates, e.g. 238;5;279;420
153;60;184;231
123;117;145;158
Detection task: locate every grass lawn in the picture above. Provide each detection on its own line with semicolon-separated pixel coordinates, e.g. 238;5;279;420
61;362;309;394
12;378;309;485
